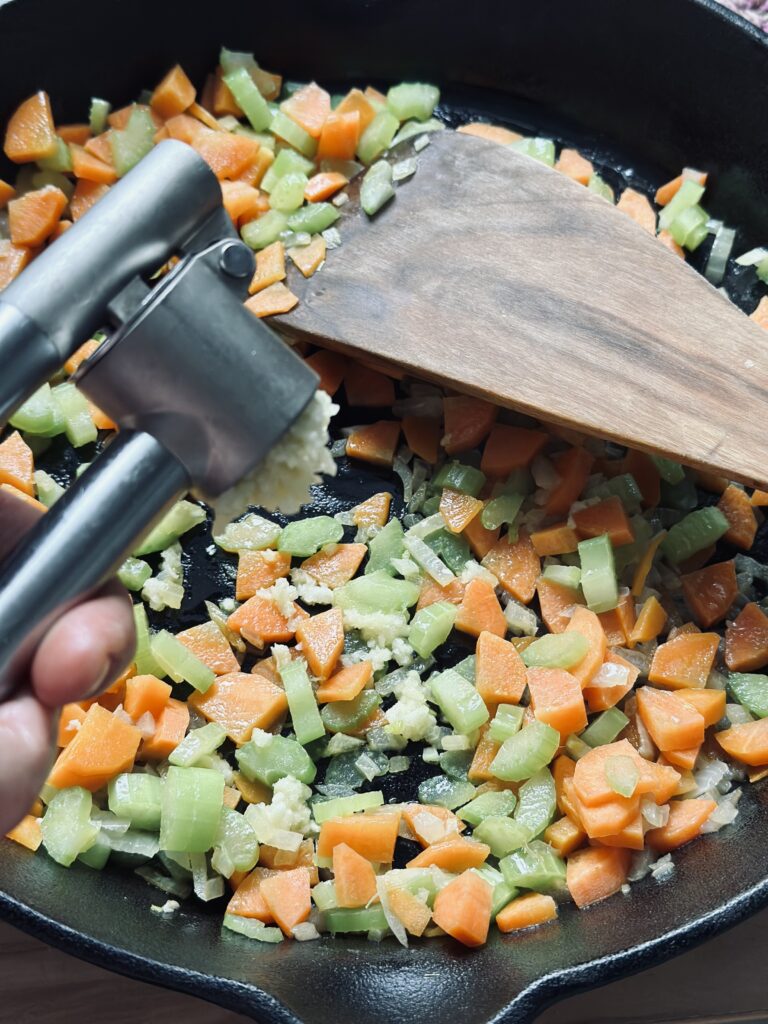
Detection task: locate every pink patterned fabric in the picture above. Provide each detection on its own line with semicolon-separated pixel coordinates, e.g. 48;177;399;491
718;0;768;30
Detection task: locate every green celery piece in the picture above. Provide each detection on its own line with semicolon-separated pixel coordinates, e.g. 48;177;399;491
613;516;654;575
408;601;457;658
321;689;381;735
89;97;111;135
118;557;152;592
360;159;395;216
510;137;555;166
223;914;283;942
365;517;405;575
420;495;440;517
159;766;224;853
757;257;768;285
424;528;471;575
134;500;206;555
278;516;343;557
269;171;309;212
661;507;729;565
474;815;531;857
271;109;317;158
52;382;96;447
132;603;165;677
605;755;640;798
417;775;475;810
542;564;582;590
390;117;444;146
458;789;517;826
565;734;591;760
170;723;227;767
41;787;99;866
491;721;560;782
579;534;618;613
491;882;520;918
386;83;440;122
659;179;706;230
669;204;708;250
488;704;525;743
38;136;72;172
313;791;384;824
522;632;589;670
78;840;111;870
728;673;768;718
514;767;557;838
236;732;316;785
261;148;315;192
111;106;155;176
433;461;486;497
151;630;215;693
214;512;281;552
325;905;389;933
650;455;685;485
287;202;339;234
588;173;614;202
659;474;699;511
357;110;399;164
32;168;74;199
453;655;476;683
430;668;489;734
482;493;523;531
439;749;473;779
104;827;160;858
585;473;643;513
223;67;271;131
581;707;630;747
34;469;65;507
107;773;163;831
214;808;260;874
335;570;419;614
241;209;289;250
10;384;63;436
500;840;566;891
280;659;325;744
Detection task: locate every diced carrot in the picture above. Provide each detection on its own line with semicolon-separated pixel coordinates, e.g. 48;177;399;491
667;621;701;641
227;869;275;922
440;487;483;534
475;630;527;706
496;891;558;933
479;424;548;477
750;296;768;331
316;110;361;162
695;470;730;494
288;235;326;279
468;725;501;782
401;804;463;847
281;82;330;138
5;814;43;852
654;168;707;206
259;839;318;884
123;674;172;721
221;180;268;228
402;416;441;464
48;704;141;791
616;188;656;233
189;671;287;745
194;131;261;181
567;846;630;908
4;91;57;162
245;281;299;318
631;531;667;599
679;545;719;575
527;667;587;738
64;338;101;376
150;64;196;119
259;866;311;935
0;240;29;289
441;395;497;455
457;123;523;145
304;171;347;203
0;179;15;208
56;702;88;748
536;578;586;634
0;483;44;512
462;515;500;560
346;421;401;466
554;755;577;816
623;448;661;508
233;771;272;806
593;810;646;850
316;661;373;703
716;717;768;765
344;362;395;407
0;431;33;495
187;101;219;131
726;602;768;672
301;543;367;589
248;240;286;295
432;870;493;947
544;815;586;856
235;550;291;601
573;738;680;808
304;350;345;397
335;89;377;133
544;447;595;517
583;649;639;712
352;491;391;529
680;560;738;629
750;485;768;505
387;885;432;937
138;698;189;760
50;219;72;241
646;798;717;853
176;620;240;675
662;744;701;771
482;532;540;605
416;576;466;611
407;835;490;872
87;398;115;431
83;130;114;164
295;608;344;680
676;688;726;729
57;123;90;145
530;523;580;557
108;103;163;131
716;484;758;550
8;186;67;248
237;147;274;189
332;842;378;908
70;180;109;221
227;596;307;649
648;631;720;689
636;686;705;751
455;578;506;639
317;811;400;863
565;607;607;687
573;496;634;547
597;592;636;647
554;148;593;184
209;67;241;117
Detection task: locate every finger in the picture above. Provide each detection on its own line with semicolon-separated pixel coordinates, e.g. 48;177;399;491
0;695;54;835
31;580;136;708
0;487;43;559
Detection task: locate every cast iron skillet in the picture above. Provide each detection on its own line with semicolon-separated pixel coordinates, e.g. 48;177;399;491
2;0;768;1021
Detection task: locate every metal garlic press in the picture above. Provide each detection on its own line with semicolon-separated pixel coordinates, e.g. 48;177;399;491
0;140;317;696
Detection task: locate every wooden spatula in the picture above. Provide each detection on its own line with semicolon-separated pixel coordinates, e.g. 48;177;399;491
278;130;768;487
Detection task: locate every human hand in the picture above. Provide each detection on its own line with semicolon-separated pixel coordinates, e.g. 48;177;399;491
0;488;135;835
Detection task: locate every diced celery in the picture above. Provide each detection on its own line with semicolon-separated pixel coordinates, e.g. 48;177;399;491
488;704;525;743
357;110;399;164
241;209;289;250
613;516;654;575
236;732;317;786
668;204;708;250
223;67;271;131
214;512;282;552
131;603;164;677
514;767;556;838
439;749;472;779
453;655;476;683
52;382;96;447
390;117;445;147
103;828;160;858
581;707;630;747
578;534;618;613
605;755;639;798
270;109;317;158
278;659;325;744
10;384;64;436
510;137;555;166
522;632;589;670
420;495;440;517
41;788;99;867
588;173;614;202
38;136;72;173
134;500;206;555
491;882;520;918
118;557;152;592
408;601;457;658
269;171;309;212
335;570;419;614
287;202;339;234
278;516;343;557
474;815;531;857
404;534;456;585
151;630;215;693
424;528;471;575
313;790;384;824
491;721;559;782
386;83;439;122
434;462;486;497
214;807;260;875
430;668;489;734
223;914;283;942
565;734;591;760
107;773;163;831
586;473;643;513
458;789;517;826
34;469;65;507
78;840;111;870
321;689;381;735
89;97;111;135
170;723;227;767
727;673;768;718
650;455;685;485
417;774;475;810
111;106;155;176
757;257;768;285
366;518;405;575
360;159;395;216
542;564;582;590
159;766;224;853
261;148;316;192
500;840;566;891
661;507;729;565
481;493;523;532
659;474;699;512
325;905;389;933
658;179;706;230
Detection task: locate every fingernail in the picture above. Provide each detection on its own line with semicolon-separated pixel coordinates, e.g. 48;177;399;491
83;659;112;700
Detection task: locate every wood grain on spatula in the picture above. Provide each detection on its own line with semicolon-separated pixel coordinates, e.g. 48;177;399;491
277;131;768;487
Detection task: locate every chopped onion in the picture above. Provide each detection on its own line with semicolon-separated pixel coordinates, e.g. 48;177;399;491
640;797;669;829
726;703;755;725
531;455;560;489
650;854;675;881
321;227;342;248
705;225;735;286
393;456;414;502
292;922;321;941
150;899;181;915
404;535;455;586
615;646;652;675
355;752;382;782
413;135;431;152
442;734;471;751
692;756;730;797
331;192;349;208
392;157;418;182
135;712;156;739
376;876;408;947
628;849;656;881
388;755;410;773
700;788;741;833
736;246;768;266
589;662;630;688
404;512;444;539
503;597;539;636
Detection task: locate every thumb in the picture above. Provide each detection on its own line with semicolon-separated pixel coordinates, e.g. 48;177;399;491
0;695;55;835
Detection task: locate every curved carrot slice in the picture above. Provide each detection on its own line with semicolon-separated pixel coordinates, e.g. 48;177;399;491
417;576;465;611
482;531;540;604
260;866;312;935
530;523;580;557
301;543;367;589
333;843;378;908
84;131;115;165
0;431;33;495
295;607;344;680
554;756;577;816
555;148;593;184
654;168;707;206
648;631;720;689
715;717;768;765
631;531;666;598
4;91;57;162
304;171;348;203
304;349;345;397
476;630;527;705
317;812;400;863
150;64;196;119
479;424;547;477
8;186;68;247
573;496;634;547
48;704;141;791
544;815;586;856
407;835;490;871
176;620;241;675
597;592;636;647
636;686;705;751
387;885;432;937
616;188;656;234
462;515;500;560
455;578;506;638
440;487;483;534
536;578;585;634
663;744;701;771
432;870;492;947
583;649;638;712
402;416;441;464
194;132;261;180
573;739;680;808
441;395;497;455
566;607;607;687
235;550;291;601
676;687;726;728
352;491;391;529
69;143;117;185
227;868;275;922
527;667;587;738
496;892;558;932
458;123;523;145
346;421;401;466
335;89;377;133
124;674;172;721
139;698;190;760
221;180;269;228
316;661;373;703
227;595;308;649
725;602;768;672
680;560;738;628
628;596;667;650
566;847;630;908
316;110;361;162
646;799;716;852
189;671;287;744
544;447;595;517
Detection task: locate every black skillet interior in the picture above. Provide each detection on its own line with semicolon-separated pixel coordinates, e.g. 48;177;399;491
2;1;768;1022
